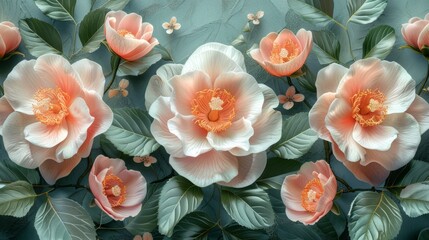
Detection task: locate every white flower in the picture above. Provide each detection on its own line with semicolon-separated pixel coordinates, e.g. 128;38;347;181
162;16;181;34
247;11;264;25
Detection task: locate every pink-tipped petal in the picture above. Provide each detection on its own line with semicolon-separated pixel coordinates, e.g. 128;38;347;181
418;24;429;49
406;95;429;133
207;118;253;151
352;124;398;151
118;170;147;207
72;59;105;96
117;13;142;36
315;63;348;97
24;121;68;148
0;97;14;135
283;101;294;110
259;32;278;61
309;92;336;141
259;84;279;109
39;155;81;185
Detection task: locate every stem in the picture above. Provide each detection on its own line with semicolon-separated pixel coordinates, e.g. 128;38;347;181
323;140;331;163
335;175;353;192
340;187;377;194
418;62;429;95
104;55;121;94
77;157;92;186
69;23;78;58
286;77;312;109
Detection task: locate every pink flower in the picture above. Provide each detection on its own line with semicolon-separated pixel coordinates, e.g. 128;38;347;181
133;233;153;240
162;16;181;34
0;21;21;58
133;155;157;167
0;54;113;184
281;160;337;225
250;29;312;77
401;13;429;52
145;43;282;188
278;86;305;110
105;11;159;61
89;155;147;221
309;58;429;186
108;79;129;98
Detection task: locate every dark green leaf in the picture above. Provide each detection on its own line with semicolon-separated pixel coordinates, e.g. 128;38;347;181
386;160;429;187
419;227;429;240
100;0;130;11
117;50;162;76
0;181;37;217
171;212;216;240
0;160;40;184
312;30;341;65
222;222;269;240
258;158;302;180
79;8;109;53
296;64;317;92
347;0;388;25
362;25;396;59
34;0;76;22
19;18;62;57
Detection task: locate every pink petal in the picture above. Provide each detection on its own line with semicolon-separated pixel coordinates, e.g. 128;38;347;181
117;169;147;207
110;205;142;220
337;155;390;186
162;22;170;30
0;37;6;58
259;84;279;109
402;20;429;48
278;95;287;104
249;49;265;67
207;118;253;151
169;150;239;187
406;95;429;134
218;152;267;188
117;13;142;36
275;29;302;51
315;63;348;97
0;22;21;55
139;23;154;40
259;32;278;61
72;59;105;96
92;155;126;176
39;155;81;185
352;124;398;151
121;38;158;61
293;94;305;102
0;97;14;135
418;24;429;49
283;101;294;110
309;92;336;141
105;11;127;30
24;121;68;148
285;86;296;97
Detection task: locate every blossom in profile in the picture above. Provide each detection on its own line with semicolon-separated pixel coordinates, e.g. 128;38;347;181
162;16;181;34
247;11;264;25
133;155;157;167
0;54;113;184
401;13;429;53
105;10;159;61
108;79;129;98
278;86;305;110
250;28;312;77
281;160;337;225
0;21;21;58
89;155;147;221
309;58;429;186
145;42;282;188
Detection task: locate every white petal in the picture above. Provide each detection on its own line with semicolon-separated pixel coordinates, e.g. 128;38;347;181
406;95;429;134
352;124;398;151
259;84;279;109
207;118;253;151
72;59;105;96
315;63;347;97
309;92;336;141
24;121;68;148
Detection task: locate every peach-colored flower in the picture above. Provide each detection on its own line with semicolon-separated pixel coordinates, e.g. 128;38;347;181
309;58;429;186
0;54;113;184
247;11;264;25
278;86;305;110
89;155;147;221
145;42;282;188
108;79;129;98
162;16;181;34
0;21;21;58
401;13;429;51
250;29;312;77
281;160;337;225
133;155;157;167
105;11;159;61
133;232;153;240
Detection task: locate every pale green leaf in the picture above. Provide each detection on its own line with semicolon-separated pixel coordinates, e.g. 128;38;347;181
0;160;40;184
79;8;109;53
19;18;63;57
100;0;130;11
270;112;318;159
117;51;162;76
104;108;160;157
399;182;429;217
0;181;37;217
288;0;340;28
419;227;429;240
312;30;341;65
348;191;402;240
34;0;76;22
34;197;96;240
158;176;204;237
363;25;396;59
171;212;216;240
221;188;275;229
347;0;388;25
222;222;269;240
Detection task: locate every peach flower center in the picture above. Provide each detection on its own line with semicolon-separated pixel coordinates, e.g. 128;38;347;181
117;29;136;39
32;87;69;126
351;89;387;127
102;174;126;207
270;41;301;64
191;88;236;133
301;178;324;212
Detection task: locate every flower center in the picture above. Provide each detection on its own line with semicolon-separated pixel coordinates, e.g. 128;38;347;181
191;88;236;133
102;174;126;207
270;40;301;64
351;89;387;127
32;87;69;126
117;29;136;39
301;178;324;213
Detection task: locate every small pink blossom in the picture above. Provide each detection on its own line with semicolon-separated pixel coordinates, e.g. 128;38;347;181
401;13;429;52
133;233;153;240
0;21;21;58
162;16;181;34
108;79;129;98
281;160;337;225
250;29;312;77
247;11;264;25
133;155;157;167
89;155;147;221
278;86;305;110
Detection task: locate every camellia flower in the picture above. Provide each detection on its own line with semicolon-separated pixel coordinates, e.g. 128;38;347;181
89;155;147;221
133;155;157;167
0;21;21;58
0;54;113;184
278;86;305;110
162;16;181;34
247;11;264;25
281;160;337;225
401;13;429;53
108;79;129;98
105;10;159;61
250;28;312;77
309;58;429;186
145;42;282;188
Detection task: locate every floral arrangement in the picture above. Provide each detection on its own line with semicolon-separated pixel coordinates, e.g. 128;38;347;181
1;0;429;239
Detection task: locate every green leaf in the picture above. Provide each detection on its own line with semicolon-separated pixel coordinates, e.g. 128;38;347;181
158;176;204;237
0;181;37;217
79;8;109;53
125;183;164;234
0;160;40;184
153;44;173;61
34;0;76;22
256;177;283;190
296;64;317;92
258;158;302;180
104;108;160;157
312;30;341;65
386;160;429;187
100;0;130;11
171;212;216;240
19;18;63;57
117;51;162;76
221;187;275;229
222;222;269;240
288;0;340;28
362;25;396;59
399;182;429;217
348;191;402;240
347;0;388;25
419;227;429;240
270;112;319;159
34;197;96;240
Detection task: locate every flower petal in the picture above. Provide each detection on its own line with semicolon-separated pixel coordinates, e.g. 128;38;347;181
352;124;398;151
72;59;105;96
24;121;68;148
39;155;81;185
259;84;279;109
418;24;429;49
207;118;253;151
283;101;294;110
406;95;429;134
0;97;14;135
315;63;348;97
309;92;336;141
117;13;142;36
118;169;147;207
339;156;390;186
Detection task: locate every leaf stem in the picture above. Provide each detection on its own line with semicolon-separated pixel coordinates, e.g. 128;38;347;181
104;55;121;94
335;175;353;192
77;157;92;187
323;140;331;163
418;62;429;95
